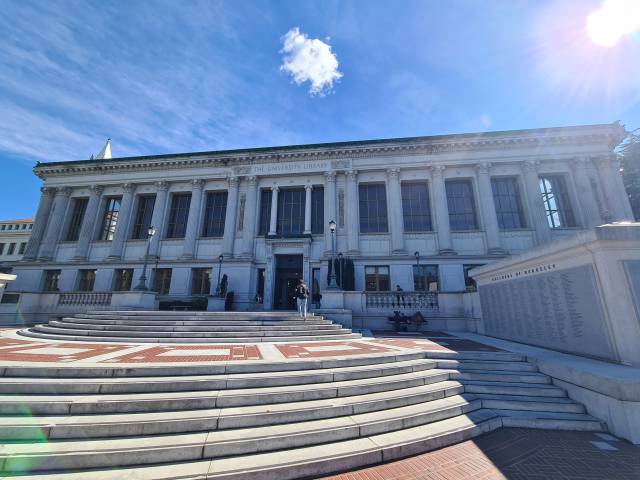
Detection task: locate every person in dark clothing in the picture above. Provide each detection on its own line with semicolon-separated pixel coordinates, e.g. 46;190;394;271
295;278;309;318
395;284;405;308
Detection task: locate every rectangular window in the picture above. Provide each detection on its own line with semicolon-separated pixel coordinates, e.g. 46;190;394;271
153;268;172;295
18;242;26;254
364;265;390;291
43;269;61;292
258;189;272;235
311;267;321;304
277;188;305;236
132;195;156;239
463;264;484;292
401;181;432;232
311;187;324;234
0;243;4;255
446;180;478;231
65;198;88;241
113;268;134;292
413;265;439;292
359;184;389;233
539;175;576;228
100;197;122;241
1;225;5;231
191;268;212;295
202;191;228;237
0;293;20;304
166;193;191;238
7;243;15;255
77;269;96;292
491;177;525;229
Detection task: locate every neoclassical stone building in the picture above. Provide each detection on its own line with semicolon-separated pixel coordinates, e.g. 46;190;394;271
5;122;634;327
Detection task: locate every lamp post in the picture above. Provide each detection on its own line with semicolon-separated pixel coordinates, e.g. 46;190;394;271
338;252;344;289
134;226;156;291
215;254;224;297
414;251;420;291
327;220;339;289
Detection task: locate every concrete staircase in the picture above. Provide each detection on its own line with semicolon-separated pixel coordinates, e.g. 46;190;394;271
19;310;361;343
0;349;604;479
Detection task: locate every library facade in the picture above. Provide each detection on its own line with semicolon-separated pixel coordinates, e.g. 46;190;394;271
4;122;635;328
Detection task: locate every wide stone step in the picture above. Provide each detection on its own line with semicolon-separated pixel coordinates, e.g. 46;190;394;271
0;370;452;415
462;380;567;397
70;317;334;326
493;409;604;431
7;410;501;480
53;320;341;331
18;329;363;343
0;358;438;395
448;370;551;384
436;359;537;372
0;381;465;440
478;395;585;413
0;395;482;473
81;312;318;320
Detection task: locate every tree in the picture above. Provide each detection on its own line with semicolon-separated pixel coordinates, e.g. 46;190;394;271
619;129;640;221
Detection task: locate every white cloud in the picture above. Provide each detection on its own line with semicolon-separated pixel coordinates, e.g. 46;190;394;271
280;27;343;96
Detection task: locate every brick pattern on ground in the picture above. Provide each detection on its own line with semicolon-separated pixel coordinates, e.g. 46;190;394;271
276;341;394;358
321;429;640;480
105;344;263;362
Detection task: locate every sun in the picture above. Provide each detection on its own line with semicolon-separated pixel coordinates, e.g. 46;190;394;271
587;0;640;47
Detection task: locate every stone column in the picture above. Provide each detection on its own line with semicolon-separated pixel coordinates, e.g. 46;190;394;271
572;158;604;228
522;160;551;245
476;163;504;254
241;176;259;257
431;165;455;255
268;185;279;236
324;172;337;254
387;168;406;255
181;179;205;259
304;184;313;235
596;156;635;221
38;187;72;261
23;187;56;260
345;170;359;254
107;183;136;259
148;181;169;259
73;185;104;260
221;176;239;256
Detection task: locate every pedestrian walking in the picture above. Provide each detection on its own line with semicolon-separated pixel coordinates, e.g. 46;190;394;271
295;278;309;318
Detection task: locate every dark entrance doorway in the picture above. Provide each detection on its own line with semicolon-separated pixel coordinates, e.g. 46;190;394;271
274;254;303;310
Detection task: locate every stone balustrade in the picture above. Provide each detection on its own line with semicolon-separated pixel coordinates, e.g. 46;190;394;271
58;292;112;307
365;291;439;312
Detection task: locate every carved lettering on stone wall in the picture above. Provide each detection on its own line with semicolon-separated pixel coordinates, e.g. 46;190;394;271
238;194;246;232
338;189;345;227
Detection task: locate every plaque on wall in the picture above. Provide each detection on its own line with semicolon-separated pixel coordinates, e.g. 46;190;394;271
478;264;617;362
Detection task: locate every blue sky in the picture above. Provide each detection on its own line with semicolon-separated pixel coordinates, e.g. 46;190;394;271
1;0;640;219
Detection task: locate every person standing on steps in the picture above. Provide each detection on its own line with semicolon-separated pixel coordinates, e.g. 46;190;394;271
295;278;309;318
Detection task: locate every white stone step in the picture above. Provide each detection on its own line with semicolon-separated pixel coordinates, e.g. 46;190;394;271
493;409;604;431
477;395;585;413
66;317;334;326
0;395;482;472
0;358;438;394
448;370;551;384
52;320;342;331
462;380;567;397
0;381;464;440
0;370;452;415
436;359;537;372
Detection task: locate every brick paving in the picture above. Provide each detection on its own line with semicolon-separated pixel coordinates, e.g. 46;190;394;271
277;341;394;358
106;344;263;362
320;429;640;480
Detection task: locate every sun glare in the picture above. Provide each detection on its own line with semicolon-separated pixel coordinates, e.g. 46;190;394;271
587;0;640;47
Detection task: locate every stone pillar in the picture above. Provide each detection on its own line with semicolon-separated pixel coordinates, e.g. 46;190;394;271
431;165;455;255
345;170;359;254
596;156;635;221
304;184;313;235
324;172;337;254
181;179;205;259
572;158;604;228
268;185;279;236
148;181;169;259
387;168;406;254
23;187;56;260
38;187;72;261
221;176;239;256
241;176;259;257
476;163;505;254
73;185;104;260
107;183;136;259
522;160;551;245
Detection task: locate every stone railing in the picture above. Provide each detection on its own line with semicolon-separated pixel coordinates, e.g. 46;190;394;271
365;291;439;312
58;292;112;307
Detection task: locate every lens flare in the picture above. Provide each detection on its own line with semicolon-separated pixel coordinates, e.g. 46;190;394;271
587;0;640;47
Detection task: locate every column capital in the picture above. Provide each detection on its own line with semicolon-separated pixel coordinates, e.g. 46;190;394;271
475;162;492;175
89;184;104;195
271;185;280;192
122;183;136;193
431;165;447;177
246;175;258;186
346;170;358;181
55;186;72;197
571;157;591;170
305;184;313;192
324;171;337;182
523;160;540;172
155;181;169;191
228;176;239;188
387;167;401;179
40;186;56;197
593;155;620;170
190;179;205;190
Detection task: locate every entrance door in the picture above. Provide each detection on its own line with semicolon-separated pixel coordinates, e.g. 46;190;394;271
274;254;303;310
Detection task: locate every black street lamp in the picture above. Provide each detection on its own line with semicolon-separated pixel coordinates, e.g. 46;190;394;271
215;254;224;297
338;252;344;289
134;226;156;291
327;220;339;289
414;251;420;266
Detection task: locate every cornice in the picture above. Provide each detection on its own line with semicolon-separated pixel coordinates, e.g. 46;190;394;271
33;125;624;180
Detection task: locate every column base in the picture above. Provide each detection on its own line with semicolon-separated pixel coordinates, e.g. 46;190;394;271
438;248;457;256
346;250;360;256
179;254;195;260
37;256;52;262
391;249;407;256
105;255;123;261
71;255;88;262
487;247;507;255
